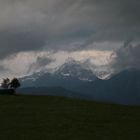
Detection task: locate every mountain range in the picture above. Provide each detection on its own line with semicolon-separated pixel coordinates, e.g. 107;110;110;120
19;60;140;104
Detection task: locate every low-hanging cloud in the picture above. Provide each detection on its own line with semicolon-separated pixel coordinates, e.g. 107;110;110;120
111;40;140;74
27;56;55;73
0;0;140;59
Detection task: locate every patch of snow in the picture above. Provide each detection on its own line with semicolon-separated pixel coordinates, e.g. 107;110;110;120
96;73;111;80
79;78;93;82
61;73;70;77
22;77;37;82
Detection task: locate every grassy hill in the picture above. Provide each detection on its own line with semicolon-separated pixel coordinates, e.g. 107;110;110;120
0;95;140;140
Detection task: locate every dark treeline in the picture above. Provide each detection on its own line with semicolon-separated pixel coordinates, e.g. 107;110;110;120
0;78;20;95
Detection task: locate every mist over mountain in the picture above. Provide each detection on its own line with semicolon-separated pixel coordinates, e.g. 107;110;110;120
19;59;140;104
20;59;97;89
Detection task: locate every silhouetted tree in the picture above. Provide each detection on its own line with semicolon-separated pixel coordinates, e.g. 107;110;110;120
10;78;20;90
1;78;10;89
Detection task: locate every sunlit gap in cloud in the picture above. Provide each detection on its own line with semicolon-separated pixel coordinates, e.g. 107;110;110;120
50;50;112;67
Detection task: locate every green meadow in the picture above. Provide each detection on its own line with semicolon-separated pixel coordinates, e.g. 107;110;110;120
0;95;140;140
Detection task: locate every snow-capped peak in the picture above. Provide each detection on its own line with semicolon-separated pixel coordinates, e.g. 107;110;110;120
54;59;96;81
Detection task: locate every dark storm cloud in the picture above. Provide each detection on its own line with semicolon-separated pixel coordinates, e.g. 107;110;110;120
0;30;47;59
111;39;140;73
0;0;140;58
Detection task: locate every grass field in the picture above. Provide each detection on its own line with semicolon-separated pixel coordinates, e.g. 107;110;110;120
0;95;140;140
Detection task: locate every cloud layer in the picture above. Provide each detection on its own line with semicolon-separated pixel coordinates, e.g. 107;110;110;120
0;0;140;78
0;0;140;58
111;40;140;74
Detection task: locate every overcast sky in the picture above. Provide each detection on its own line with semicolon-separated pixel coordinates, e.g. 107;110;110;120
0;0;140;78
